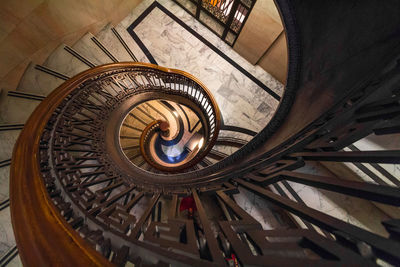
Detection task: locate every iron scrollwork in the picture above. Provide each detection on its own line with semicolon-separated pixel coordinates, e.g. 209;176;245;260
37;63;400;266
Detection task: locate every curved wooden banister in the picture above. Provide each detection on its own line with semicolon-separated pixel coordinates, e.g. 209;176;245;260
139;120;162;169
10;65;119;266
9;1;400;265
10;62;220;266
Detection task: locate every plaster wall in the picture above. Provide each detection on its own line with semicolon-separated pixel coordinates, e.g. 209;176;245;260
233;0;287;83
0;0;143;90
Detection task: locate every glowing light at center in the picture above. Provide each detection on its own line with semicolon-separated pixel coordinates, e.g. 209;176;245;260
198;138;204;148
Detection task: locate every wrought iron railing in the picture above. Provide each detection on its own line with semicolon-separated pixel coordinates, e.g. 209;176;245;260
173;0;256;45
11;59;400;266
113;70;220;172
9;1;400;266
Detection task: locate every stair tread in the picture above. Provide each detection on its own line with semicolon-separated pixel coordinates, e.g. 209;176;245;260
0;207;17;259
72;32;114;66
3;253;22;267
43;44;90;77
0;130;20;162
211;144;237;156
0;89;40;125
113;24;148;63
16;62;65;96
0;166;10;204
96;23;132;62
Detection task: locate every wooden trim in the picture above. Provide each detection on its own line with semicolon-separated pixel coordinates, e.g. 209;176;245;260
10;66;115;267
139;120;161;169
10;62;221;266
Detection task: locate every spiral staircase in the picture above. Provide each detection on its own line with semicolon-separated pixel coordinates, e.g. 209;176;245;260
1;0;400;266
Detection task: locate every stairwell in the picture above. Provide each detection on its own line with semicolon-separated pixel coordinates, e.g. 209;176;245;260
1;0;399;266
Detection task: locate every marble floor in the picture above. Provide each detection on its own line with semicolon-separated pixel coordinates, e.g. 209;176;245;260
120;0;284;133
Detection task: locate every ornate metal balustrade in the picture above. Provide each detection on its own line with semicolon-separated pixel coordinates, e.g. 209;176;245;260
10;59;400;266
10;0;400;266
173;0;256;45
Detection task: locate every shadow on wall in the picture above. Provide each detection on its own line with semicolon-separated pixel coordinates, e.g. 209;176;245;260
0;0;144;90
233;0;288;84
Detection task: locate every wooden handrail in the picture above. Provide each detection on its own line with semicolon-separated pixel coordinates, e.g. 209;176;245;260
8;1;400;265
139;120;162;169
10;62;220;266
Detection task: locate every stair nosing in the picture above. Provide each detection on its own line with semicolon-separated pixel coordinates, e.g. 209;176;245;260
111;27;138;62
64;45;96;68
90;36;119;63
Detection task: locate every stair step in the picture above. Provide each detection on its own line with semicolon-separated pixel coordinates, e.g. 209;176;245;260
0;129;20;162
111;27;138;62
120;139;140;153
141;162;151;171
16;62;65;96
138;102;165;122
212;144;237;156
64;46;96;68
0;89;41;124
43;44;90;77
0;207;17;260
35;65;69;80
96;23;135;62
0;246;20;267
127;112;153;129
90;35;118;63
0;159;11;168
113;24;148;63
120;126;141;139
0;124;24;131
72;32;115;66
7;90;45;101
0;165;10;206
0;198;9;212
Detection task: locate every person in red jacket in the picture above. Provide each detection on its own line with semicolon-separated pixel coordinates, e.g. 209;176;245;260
179;196;197;219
